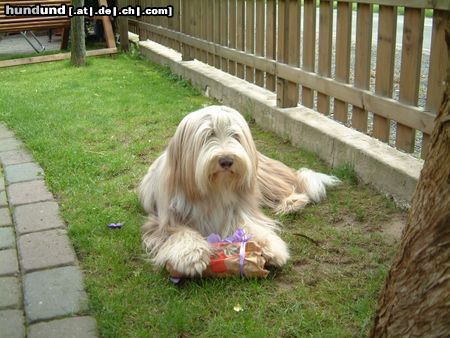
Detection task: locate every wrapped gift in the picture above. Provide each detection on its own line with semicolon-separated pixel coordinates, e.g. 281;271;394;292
166;229;269;279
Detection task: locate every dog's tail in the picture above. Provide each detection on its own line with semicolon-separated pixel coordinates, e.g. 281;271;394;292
296;168;341;203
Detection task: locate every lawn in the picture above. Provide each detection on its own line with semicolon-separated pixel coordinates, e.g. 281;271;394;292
0;54;404;337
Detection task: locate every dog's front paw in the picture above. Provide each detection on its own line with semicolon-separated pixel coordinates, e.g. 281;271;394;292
168;244;211;277
259;235;290;267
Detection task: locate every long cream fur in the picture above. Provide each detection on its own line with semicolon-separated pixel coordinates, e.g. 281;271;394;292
138;106;340;276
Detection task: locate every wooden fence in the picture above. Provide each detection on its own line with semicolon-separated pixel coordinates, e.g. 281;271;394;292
124;0;449;159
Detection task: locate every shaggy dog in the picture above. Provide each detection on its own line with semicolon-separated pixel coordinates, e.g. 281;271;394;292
138;106;339;276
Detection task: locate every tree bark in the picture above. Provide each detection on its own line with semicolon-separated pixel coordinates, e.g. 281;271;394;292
370;29;450;337
70;0;86;67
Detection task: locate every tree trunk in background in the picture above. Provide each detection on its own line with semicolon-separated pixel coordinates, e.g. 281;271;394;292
70;0;86;67
370;29;450;337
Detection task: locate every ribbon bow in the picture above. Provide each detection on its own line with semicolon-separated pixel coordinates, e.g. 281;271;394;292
207;228;252;277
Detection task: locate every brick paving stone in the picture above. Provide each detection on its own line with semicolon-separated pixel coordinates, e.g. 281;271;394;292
0;207;12;227
13;201;64;235
0;277;21;309
28;316;97;338
0;138;22;152
0;249;19;276
7;181;53;206
0;227;15;249
23;266;89;323
17;229;76;273
0;149;33;166
4;163;44;184
0;125;15;139
0;190;7;207
0;310;25;338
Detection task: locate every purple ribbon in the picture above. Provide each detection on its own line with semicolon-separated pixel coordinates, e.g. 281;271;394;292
207;228;251;277
107;222;123;229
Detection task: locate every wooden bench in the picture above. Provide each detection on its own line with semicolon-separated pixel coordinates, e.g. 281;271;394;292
0;0;71;32
0;0;71;49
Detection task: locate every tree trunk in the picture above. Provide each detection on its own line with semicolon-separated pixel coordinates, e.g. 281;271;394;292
370;30;450;337
70;0;86;67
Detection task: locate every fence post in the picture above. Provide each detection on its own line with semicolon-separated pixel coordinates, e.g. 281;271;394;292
276;0;299;108
118;0;129;52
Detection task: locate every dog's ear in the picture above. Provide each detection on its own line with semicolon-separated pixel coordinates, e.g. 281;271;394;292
166;116;200;201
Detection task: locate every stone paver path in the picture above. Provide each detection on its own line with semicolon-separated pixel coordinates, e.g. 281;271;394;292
0;124;98;337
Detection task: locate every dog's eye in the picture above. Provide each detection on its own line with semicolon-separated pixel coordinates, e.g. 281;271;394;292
232;133;240;142
209;130;216;138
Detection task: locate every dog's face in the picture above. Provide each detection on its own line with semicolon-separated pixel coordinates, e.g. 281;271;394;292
166;106;258;200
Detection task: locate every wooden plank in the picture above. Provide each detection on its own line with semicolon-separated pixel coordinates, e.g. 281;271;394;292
174;0;181;52
245;0;254;83
317;0;333;115
373;5;397;142
228;0;237;76
276;0;285;105
254;0;265;87
0;48;117;68
277;0;300;108
98;0;117;49
220;0;228;72
334;1;352;123
132;20;436;134
301;0;316;108
206;0;214;65
192;0;200;59
180;0;193;60
213;0;221;68
396;7;424;153
265;0;276;91
352;3;372;132
277;0;285;63
199;0;208;61
315;0;450;10
422;10;449;158
236;0;245;78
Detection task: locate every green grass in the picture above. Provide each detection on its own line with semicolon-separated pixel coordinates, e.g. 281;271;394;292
0;53;404;337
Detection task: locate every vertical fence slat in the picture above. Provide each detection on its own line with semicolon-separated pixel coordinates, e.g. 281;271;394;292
265;0;276;91
199;0;207;61
302;0;316;108
220;0;229;72
206;0;214;65
213;0;221;68
229;0;237;76
277;0;285;65
422;9;449;158
255;0;265;87
373;5;397;142
352;3;372;132
277;0;300;108
317;0;333;115
236;0;245;78
334;1;352;123
396;7;424;153
245;0;255;83
181;0;193;60
193;0;201;59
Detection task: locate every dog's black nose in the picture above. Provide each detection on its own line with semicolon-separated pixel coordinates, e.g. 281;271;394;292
219;156;234;169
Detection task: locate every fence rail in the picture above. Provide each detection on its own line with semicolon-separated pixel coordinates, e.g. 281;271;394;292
125;0;449;159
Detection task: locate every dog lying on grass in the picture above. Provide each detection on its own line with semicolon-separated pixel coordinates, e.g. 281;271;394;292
139;105;340;276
